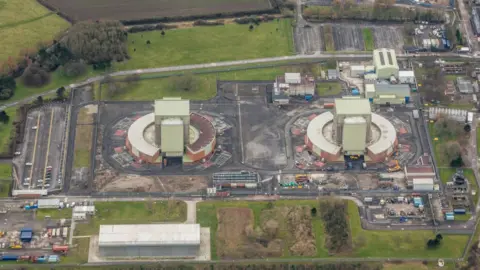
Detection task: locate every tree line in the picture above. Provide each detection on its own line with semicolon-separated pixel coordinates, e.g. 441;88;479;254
319;199;351;253
0;20;129;102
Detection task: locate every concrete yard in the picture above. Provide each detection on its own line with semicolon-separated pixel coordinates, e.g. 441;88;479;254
14;105;67;192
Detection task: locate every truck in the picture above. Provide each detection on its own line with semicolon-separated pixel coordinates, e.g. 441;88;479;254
33;256;47;263
52;245;69;253
48;255;60;263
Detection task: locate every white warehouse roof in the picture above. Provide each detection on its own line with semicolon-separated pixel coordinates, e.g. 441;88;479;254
413;178;434;185
155;98;190;117
373;48;398;70
73;205;95;213
367;113;397;155
335;98;372;115
306;112;341;154
37;199;60;206
398;70;415;77
285;73;301;83
98;224;201;247
127;113;159;157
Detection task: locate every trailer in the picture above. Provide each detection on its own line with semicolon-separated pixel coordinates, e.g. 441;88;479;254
324;103;335;109
453;208;466;214
2;254;18;261
413;110;419;119
52;245;69;253
62;227;68;237
48;255;60;263
467;112;473;124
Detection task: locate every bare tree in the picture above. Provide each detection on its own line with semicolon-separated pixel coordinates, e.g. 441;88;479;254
443;141;462;163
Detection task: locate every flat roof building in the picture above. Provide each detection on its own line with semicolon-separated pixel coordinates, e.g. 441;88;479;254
98;224;201;258
373;48;399;79
371;83;411;105
275;73;315;96
37;199;60;209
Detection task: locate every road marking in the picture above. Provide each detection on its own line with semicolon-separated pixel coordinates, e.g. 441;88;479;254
43;109;55;189
237;84;245;164
29;114;41;188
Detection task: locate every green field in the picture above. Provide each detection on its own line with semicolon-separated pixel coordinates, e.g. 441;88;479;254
316;82;342;96
62;238;90;264
477;127;480;156
362;28;374;51
115;19;294;70
0;0;69;62
346;201;468;258
323;25;335;52
0;106;16;154
36;208;71;220
0;163;12;197
74;200;187;236
197;200;469;260
104;62;324;101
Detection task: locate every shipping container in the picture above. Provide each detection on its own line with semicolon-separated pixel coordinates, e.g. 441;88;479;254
364;197;373;203
2;254;18;261
453;208;466;214
323;103;335;109
34;256;47;263
19;255;31;261
445;215;455;221
244;183;258;189
352;89;360;96
21;228;33;233
47;229;52;236
215;191;230;197
52;245;69;253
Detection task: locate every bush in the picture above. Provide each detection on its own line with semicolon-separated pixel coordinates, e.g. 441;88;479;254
0;75;15;100
22;65;51;87
62;61;87;78
60;20;129;64
193;20;224;26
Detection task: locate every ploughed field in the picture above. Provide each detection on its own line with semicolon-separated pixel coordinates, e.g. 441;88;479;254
42;0;273;21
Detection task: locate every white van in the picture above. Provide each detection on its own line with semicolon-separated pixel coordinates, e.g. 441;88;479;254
32;126;37;130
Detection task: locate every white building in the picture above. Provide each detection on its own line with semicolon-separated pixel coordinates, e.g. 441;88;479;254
350;65;365;78
98;224;201;258
284;73;301;84
37;199;60;209
398;70;416;84
73;205;95;214
413;178;434;191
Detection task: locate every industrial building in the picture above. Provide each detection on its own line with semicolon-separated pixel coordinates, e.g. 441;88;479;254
327;69;339;80
305;97;397;161
365;83;411;105
405;166;435;188
413;178;435;191
398;71;416;84
212;171;260;189
350;65;365;78
98;224;201;258
273;73;315;104
125;98;216;164
37;199;60;209
373;48;399;79
456;78;474;94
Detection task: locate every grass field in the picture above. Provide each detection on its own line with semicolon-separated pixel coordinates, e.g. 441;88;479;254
362;28;374;51
73;107;96;169
0;0;69;63
0;163;12;197
323;25;335;52
347;201;468;258
115;19;294;70
316;82;342;96
105;63;324;101
477;127;480;156
36;208;71;220
74;200;187;236
61;238;90;264
43;0;272;21
0;106;16;155
198;200;469;260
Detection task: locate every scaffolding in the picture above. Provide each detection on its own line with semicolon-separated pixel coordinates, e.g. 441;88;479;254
212;171;260;185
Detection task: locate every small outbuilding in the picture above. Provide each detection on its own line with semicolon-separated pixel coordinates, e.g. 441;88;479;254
327;69;339;80
37;199;60;209
413;178;434;191
398;70;416;84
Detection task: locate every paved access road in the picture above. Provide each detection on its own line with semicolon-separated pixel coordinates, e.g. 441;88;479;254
0;52;477;112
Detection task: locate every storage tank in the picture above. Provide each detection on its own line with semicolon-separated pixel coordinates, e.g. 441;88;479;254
2;254;18;261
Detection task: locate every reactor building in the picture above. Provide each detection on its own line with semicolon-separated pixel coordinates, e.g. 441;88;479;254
125;97;216;164
305;97;398;162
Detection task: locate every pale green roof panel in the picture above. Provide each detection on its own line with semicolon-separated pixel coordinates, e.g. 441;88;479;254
155;98;190;117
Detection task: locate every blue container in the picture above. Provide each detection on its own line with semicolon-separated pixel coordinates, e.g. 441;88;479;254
36;257;47;263
368;98;373;102
405;96;410;104
454;208;466;215
24;205;30;210
20;231;33;242
31;204;38;209
305;94;313;101
21;228;33;233
2;255;18;261
413;197;423;207
445;215;455;221
352;89;360;96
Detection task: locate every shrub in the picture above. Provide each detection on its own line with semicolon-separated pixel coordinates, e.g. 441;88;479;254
0;75;15;100
62;61;87;78
22;65;51;87
193;20;224;26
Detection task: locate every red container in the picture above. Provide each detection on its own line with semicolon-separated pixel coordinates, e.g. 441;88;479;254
52;245;69;252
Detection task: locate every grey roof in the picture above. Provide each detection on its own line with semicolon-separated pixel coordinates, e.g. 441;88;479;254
373;48;399;70
98;224;201;247
472;8;480;35
327;69;338;77
374;83;410;97
456;78;474;93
